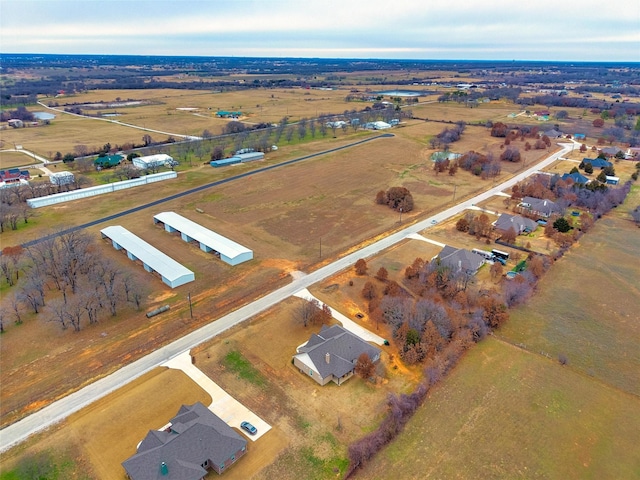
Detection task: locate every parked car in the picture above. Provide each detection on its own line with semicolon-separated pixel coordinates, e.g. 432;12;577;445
241;421;257;435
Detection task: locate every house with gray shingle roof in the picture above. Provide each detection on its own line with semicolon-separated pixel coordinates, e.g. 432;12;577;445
293;325;381;386
435;245;486;275
122;402;247;479
493;213;538;235
518;196;561;219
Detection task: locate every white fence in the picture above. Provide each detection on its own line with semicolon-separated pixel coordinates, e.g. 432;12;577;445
26;171;178;208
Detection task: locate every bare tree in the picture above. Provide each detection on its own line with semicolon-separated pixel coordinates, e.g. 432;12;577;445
295;298;322;327
355;353;376;380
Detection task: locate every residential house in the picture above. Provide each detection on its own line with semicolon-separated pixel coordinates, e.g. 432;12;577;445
493;213;538;235
599;146;623;157
435;245;486;275
0;168;30;184
561;172;589;184
518;196;561;219
122;402;247;480
94;154;124;168
293;324;381;386
543;129;562;139
582;157;612;169
625;147;640;159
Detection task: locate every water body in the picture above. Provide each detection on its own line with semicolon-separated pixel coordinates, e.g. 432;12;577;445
377;90;421;97
32;112;55;120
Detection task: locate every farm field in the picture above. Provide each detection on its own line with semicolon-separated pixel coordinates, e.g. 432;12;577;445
498;186;640;396
355;337;640;480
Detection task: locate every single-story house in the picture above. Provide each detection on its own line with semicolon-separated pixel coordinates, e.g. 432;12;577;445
0;168;30;184
518;196;561;219
94;154;124;168
215;111;242;118
493;213;538;235
582;157;612;169
293;324;381;386
561;172;589;184
434;245;486;275
122;402;247;480
599;146;623;157
543;129;562;139
573;133;586;140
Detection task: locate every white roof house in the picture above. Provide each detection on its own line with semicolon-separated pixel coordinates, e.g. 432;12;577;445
153;212;253;266
133;154;174;170
100;225;194;288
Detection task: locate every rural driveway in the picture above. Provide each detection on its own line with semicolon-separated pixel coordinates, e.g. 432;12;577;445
0;141;575;453
293;288;386;345
162;353;270;441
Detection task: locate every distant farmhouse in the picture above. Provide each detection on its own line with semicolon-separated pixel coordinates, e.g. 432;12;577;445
215;110;242;119
493;213;538;235
0;168;30;187
94;154;124;169
518;196;561;219
293;325;381;386
122;402;247;480
434;245;486;275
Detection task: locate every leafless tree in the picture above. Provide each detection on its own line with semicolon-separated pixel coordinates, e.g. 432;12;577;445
295;298;322;327
355;353;376;380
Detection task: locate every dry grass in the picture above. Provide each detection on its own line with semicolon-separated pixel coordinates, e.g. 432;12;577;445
356;337;640;480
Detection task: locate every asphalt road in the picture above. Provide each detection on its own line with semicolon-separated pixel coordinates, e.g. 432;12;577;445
0;141;575;452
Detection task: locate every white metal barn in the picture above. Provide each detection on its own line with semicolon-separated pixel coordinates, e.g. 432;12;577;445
100;225;194;288
153;211;253;266
133;154;174;170
49;171;75;185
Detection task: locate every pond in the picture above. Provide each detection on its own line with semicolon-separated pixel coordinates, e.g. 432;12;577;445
32;111;55;120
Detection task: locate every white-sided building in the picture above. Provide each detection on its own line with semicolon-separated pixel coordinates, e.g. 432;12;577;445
100;225;194;288
153;211;253;266
133;154;174;170
49;171;75;185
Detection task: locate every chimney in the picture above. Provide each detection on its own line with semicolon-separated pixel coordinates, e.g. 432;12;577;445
325;352;330;364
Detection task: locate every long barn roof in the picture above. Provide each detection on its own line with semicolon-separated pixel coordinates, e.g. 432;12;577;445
101;225;193;283
154;212;252;260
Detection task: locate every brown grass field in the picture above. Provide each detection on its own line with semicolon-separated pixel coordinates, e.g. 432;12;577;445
355;337;640;480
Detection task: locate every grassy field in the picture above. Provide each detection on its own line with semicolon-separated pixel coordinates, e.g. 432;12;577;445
356;337;640;480
498;185;640;397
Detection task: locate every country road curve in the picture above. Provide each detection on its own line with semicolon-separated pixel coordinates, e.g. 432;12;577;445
0;141;576;453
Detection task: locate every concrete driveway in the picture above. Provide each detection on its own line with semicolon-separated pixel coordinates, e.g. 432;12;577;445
162;352;270;441
294;288;386;345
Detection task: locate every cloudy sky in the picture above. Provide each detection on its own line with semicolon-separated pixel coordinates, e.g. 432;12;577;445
1;0;639;61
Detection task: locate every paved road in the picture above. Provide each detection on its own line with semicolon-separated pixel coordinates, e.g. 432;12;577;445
0;141;575;452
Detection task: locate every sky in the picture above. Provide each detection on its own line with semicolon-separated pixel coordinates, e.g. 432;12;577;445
1;0;639;62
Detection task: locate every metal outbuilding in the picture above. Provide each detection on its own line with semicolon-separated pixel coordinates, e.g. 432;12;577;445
153;212;253;266
133;153;174;170
100;225;194;288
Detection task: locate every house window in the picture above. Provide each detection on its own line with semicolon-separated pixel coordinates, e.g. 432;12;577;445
242;446;246;452
220;464;224;470
231;455;236;462
309;370;313;376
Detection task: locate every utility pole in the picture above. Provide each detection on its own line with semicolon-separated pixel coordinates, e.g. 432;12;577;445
399;207;403;224
188;293;193;319
319;237;322;260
